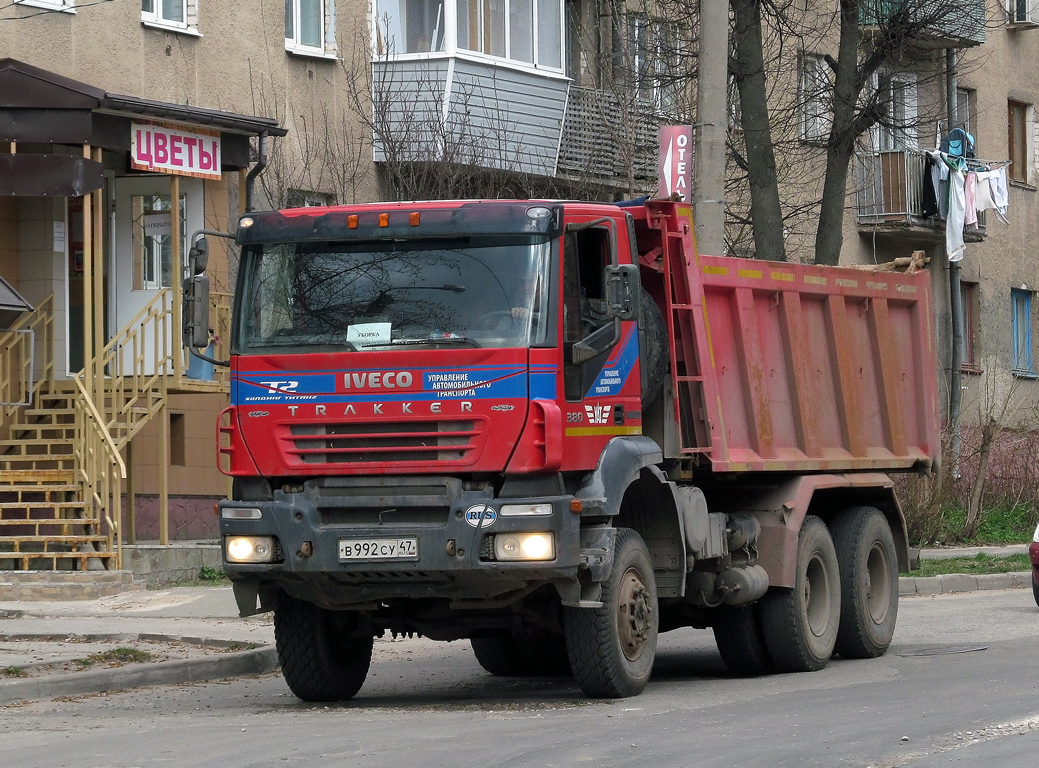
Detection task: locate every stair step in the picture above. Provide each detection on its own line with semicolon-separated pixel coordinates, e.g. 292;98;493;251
0;534;109;545
0;470;76;485
0;501;89;509
23;408;76;417
0;570;144;600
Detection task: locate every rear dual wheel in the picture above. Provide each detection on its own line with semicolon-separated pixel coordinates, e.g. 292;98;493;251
760;515;841;672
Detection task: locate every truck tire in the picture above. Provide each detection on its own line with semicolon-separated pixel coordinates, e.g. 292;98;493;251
712;604;773;677
760;515;840;673
472;631;571;676
471;634;527;676
639;289;669;409
564;528;658;697
1033;580;1039;609
830;506;899;658
274;593;373;702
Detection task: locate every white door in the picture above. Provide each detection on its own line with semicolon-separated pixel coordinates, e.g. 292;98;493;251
113;176;204;374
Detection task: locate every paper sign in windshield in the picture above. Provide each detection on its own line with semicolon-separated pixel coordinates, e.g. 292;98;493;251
347;323;392;347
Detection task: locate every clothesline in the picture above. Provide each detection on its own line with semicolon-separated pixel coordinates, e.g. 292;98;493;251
907;147;1012;171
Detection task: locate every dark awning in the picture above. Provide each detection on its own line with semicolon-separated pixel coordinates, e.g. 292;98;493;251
0;59;286;165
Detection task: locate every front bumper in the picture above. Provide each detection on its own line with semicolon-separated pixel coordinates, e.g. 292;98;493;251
220;477;581;609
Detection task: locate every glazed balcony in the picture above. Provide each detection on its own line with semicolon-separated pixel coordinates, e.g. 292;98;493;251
859;0;986;48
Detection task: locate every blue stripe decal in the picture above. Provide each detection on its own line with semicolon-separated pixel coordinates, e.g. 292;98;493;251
585;325;639;398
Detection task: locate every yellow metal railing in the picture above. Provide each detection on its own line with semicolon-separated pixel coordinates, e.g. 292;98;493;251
174;290;232;388
0;295;54;423
72;374;126;569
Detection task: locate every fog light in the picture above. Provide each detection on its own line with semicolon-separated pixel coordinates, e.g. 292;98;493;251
500;503;552;517
226;535;274;563
493;532;554;561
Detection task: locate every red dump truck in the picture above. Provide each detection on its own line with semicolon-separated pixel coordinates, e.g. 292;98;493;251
185;199;939;700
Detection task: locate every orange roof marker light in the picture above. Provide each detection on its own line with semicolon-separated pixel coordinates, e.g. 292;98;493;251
347;215;358;229
409;212;420;226
378;213;389;227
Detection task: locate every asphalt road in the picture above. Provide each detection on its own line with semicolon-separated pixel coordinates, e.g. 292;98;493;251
0;588;1035;768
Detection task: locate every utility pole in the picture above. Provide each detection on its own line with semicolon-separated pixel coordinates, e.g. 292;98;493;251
694;0;728;256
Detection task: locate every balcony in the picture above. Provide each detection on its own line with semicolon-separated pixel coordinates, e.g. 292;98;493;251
556;86;662;187
856;150;986;242
858;0;986;48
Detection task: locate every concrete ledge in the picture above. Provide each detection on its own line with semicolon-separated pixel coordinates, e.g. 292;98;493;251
0;633;278;705
899;571;1032;597
124;542;222;585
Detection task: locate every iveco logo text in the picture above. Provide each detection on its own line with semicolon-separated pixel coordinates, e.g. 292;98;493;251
342;371;414;389
585;404;611;425
260;380;299;393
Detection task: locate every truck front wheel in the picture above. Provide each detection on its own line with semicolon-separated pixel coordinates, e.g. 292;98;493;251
564;528;658;697
760;515;841;672
274;593;373;702
830;506;899;658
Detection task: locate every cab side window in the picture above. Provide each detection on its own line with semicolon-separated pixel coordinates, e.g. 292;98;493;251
563;226;612;400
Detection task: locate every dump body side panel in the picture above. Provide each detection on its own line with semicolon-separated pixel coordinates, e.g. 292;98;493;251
638;201;940;475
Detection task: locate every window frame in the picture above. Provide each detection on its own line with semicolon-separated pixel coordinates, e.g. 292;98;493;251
800;52;831;145
875;71;918;152
1007;99;1031;185
622;13;680;117
373;0;566;75
960;280;982;374
286;0;336;58
15;0;75;13
1011;287;1036;377
141;0;196;33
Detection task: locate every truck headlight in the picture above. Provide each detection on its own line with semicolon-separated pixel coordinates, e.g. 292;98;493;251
226;535;274;563
494;532;555;561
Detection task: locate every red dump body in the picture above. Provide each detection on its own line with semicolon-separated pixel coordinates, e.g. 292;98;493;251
632;201;940;476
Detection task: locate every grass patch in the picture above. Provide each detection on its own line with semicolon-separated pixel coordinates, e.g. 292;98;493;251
908;502;1038;547
1;666;27;677
198;566;229;584
73;647;156;668
913;553;1032;577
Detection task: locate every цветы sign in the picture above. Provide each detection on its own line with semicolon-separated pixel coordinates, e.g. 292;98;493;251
131;121;222;180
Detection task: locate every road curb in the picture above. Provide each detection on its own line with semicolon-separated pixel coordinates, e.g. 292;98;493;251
0;633;279;705
899;571;1032;597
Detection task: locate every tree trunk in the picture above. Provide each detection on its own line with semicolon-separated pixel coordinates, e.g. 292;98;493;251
814;0;862;266
962;421;995;540
730;0;786;262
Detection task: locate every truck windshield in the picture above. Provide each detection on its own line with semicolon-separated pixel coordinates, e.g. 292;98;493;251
236;237;552;352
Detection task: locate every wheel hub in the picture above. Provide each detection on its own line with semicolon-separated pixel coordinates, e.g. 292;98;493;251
618;567;653;662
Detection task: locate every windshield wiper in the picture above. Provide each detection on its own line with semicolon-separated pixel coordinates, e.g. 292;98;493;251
362;335;480;349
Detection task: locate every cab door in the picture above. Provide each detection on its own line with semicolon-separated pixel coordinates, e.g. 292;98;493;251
559;216;642;469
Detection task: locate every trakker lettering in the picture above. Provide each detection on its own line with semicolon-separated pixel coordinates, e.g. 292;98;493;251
342;371;414;389
285;402;472;416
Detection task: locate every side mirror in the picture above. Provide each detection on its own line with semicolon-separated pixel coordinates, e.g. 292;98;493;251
189;236;209;275
183;273;211;349
605;264;638;321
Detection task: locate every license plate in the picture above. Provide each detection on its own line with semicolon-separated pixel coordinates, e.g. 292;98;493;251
338;537;419;561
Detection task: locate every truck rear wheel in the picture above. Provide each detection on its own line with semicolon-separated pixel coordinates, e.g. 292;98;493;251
274;593;373;702
564;528;658;697
760;515;840;672
712;604;773;677
830;506;899;658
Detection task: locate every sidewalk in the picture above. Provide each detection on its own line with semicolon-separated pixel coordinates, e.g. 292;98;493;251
0;545;1033;705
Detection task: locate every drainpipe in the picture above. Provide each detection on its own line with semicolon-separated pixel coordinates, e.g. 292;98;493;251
245;132;269;213
946;48;963;476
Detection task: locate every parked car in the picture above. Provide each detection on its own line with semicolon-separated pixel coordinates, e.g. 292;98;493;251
1031;524;1039;608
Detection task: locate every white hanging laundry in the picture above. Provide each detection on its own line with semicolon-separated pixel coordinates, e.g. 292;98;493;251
946;167;966;262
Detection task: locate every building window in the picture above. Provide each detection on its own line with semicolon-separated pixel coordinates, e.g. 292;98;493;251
1011;287;1036;376
960;281;981;372
141;0;197;31
800;53;831;143
375;0;562;70
1008;100;1031;185
620;14;679;116
955;88;973;137
286;190;334;208
131;194;185;291
15;0;75;12
287;0;336;56
876;73;917;151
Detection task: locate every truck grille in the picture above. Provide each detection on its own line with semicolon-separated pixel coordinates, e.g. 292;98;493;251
286;419;479;466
